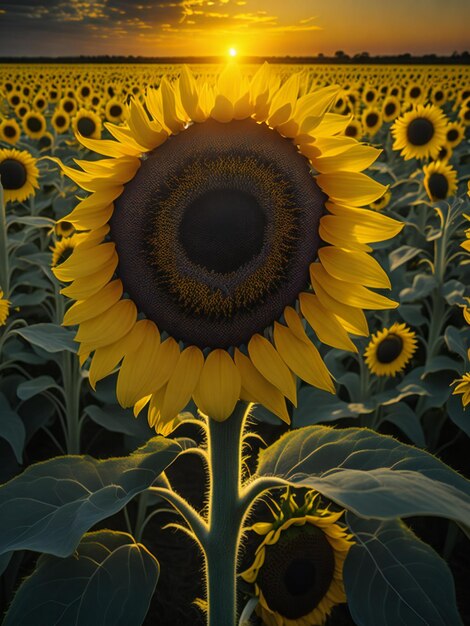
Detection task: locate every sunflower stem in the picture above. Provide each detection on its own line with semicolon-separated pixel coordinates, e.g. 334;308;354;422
205;400;250;626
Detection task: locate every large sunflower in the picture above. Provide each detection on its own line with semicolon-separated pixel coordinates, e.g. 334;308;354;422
241;490;353;626
391;104;447;161
364;322;417;377
0;148;40;204
52;64;402;431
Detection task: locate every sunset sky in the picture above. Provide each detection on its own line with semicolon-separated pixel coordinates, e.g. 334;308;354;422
0;0;469;58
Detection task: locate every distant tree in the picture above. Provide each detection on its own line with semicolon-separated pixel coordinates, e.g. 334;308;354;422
335;50;347;58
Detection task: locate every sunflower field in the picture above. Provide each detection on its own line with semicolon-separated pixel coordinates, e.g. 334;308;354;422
0;62;469;626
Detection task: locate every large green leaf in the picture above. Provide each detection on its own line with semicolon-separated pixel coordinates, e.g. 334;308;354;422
15;323;77;353
3;530;159;626
0;392;25;464
344;515;463;626
256;426;470;524
0;436;181;557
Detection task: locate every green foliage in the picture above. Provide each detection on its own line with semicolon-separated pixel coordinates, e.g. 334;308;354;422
256;426;470;525
3;530;159;626
343;515;463;626
0;436;181;557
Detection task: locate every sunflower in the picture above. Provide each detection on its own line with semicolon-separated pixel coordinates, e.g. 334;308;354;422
0;148;39;203
405;83;424;104
430;86;446;106
391;104;447;161
382;96;400;123
444;121;465;148
369;188;391;211
452;373;470;408
343;118;362;139
51;64;402;431
51;110;71;134
0;289;11;326
72;108;102;139
423;160;458;201
59;96;77;116
0;118;21;145
362;107;382;136
105;98;125;122
38;132;54;152
241;490;354;626
364;322;417;377
22;111;46;140
33;93;47;112
437;143;453;162
50;234;80;267
14;103;29;119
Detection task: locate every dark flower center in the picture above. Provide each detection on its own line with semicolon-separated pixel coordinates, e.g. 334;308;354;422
55;115;66;127
111;117;325;349
256;523;335;619
38;134;52;149
366;112;379;127
428;172;449;199
365;90;374;102
77;116;96;137
4;125;17;138
345;124;358;137
384;102;396;116
406;117;434;146
26;116;42;133
434;90;444;101
447;129;458;142
109;104;122;117
410;86;421;98
81;86;90;97
63;100;74;113
36;98;45;109
376;334;403;363
0;158;27;190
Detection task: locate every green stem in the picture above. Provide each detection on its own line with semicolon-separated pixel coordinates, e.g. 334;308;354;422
205;401;249;626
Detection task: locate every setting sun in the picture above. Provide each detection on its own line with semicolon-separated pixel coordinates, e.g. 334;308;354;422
228;47;237;57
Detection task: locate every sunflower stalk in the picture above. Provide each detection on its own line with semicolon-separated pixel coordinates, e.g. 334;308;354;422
0;184;10;296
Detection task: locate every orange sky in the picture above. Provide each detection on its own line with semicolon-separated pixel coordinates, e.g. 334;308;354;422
0;0;469;57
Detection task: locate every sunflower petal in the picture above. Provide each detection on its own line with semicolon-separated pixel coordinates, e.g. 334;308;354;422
75;299;137;349
63;279;123;326
319;247;391;289
248;334;297;405
53;242;115;282
310;263;398;310
312;144;381;173
317;171;388;206
60;252;118;300
299;293;357;351
161;346;204;422
193;350;241;421
234;349;290;424
273;322;335;393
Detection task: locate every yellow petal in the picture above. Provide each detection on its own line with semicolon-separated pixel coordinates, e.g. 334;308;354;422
178;65;206;122
310;263;398;310
317;171;388;206
104;122;149;152
134;394;151;418
193;350;241;421
273;322;335;394
312;113;352;137
299;293;357;351
283;306;310;343
76;135;142;158
211;94;234;123
309;274;369;336
248;334;297;405
60;252;118;300
161;346;204;422
319;247;391;289
75;299;137;349
319;217;373;252
88;319;149;389
268;72;301;127
159;77;187;133
234;349;290;424
63;280;123;326
127;98;167;149
312;144;381;173
53;242;115;282
147;386;166;429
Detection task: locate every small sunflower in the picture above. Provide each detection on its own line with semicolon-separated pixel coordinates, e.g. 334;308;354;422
382;96;400;123
59;96;77;116
369;188;391;211
51;110;71;134
0;148;40;203
50;234;80;267
444;121;465;148
405;83;424;104
423;161;458;202
241;490;354;626
22;111;47;140
437;143;453;162
105;98;125;123
343;118;362;139
72;108;102;140
0;118;21;145
33;93;47;112
55;220;75;238
362;107;382;136
0;289;11;326
51;64;402;432
391;104;447;161
364;322;417;377
452;373;470;408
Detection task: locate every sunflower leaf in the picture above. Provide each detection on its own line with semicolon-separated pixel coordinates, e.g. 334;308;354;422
343;515;463;626
256;426;470;525
0;436;181;557
15;323;77;353
2;530;159;626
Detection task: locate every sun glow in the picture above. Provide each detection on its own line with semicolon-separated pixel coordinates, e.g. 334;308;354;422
228;47;237;57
